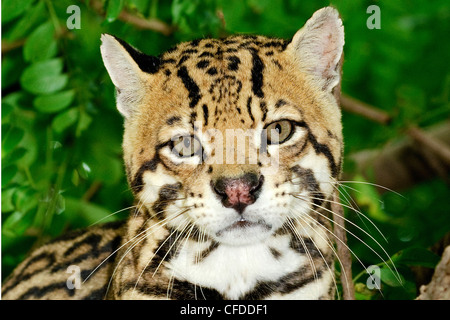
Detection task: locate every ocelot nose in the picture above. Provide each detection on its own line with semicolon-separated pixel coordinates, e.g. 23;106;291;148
211;173;264;214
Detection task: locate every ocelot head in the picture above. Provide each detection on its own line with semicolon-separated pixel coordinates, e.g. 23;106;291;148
101;7;344;246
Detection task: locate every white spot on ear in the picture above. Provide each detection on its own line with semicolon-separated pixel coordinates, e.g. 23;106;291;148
100;34;145;118
288;7;344;92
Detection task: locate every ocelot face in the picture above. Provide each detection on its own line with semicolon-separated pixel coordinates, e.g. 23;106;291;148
101;9;344;247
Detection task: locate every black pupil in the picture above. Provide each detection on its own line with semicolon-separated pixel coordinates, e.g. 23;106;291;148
275;123;282;134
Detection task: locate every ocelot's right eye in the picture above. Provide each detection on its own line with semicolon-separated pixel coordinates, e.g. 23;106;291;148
171;135;202;158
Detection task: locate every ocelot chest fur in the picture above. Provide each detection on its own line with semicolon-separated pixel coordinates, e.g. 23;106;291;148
2;7;345;300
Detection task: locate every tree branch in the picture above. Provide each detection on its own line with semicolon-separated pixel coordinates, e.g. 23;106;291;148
332;191;355;300
407;126;450;166
87;0;174;36
341;94;392;125
348;121;450;192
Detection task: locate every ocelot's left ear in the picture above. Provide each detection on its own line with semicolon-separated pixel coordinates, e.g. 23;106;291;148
100;34;161;118
287;7;344;102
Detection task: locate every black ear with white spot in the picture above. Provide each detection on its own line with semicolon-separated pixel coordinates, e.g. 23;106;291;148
288;7;344;96
100;34;160;118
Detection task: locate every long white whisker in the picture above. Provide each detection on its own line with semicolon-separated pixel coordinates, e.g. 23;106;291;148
305;194;388;243
104;207;190;297
290;212;341;300
285;218;319;285
298;198;402;285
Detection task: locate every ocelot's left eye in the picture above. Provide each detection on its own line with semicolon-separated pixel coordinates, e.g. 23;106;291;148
171;135;202;157
264;120;294;145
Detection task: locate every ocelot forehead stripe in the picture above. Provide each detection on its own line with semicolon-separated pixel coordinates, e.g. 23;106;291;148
177;66;201;108
250;50;265;98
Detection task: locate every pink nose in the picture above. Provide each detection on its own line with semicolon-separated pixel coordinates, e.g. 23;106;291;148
212;174;264;214
224;179;254;206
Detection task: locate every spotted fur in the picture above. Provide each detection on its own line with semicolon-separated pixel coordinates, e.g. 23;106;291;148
2;7;345;300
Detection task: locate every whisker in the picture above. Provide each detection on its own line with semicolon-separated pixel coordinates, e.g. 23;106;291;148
167;222;196;299
337;180;405;198
289;205;383;296
292;193;394;267
299;193;388;243
293;198;402;285
88;205;137;227
290;212;342;299
101;207;190;297
285;218;319;285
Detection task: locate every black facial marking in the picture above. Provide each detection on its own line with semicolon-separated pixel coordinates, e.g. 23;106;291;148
246;96;255;123
206;67;218;76
199;51;214;58
167;116;181;125
291;165;324;206
260;101;267;122
275;99;288;108
250;51;264;98
227;56;241;71
291;121;338;178
131;142;170;193
196;60;210;69
152;183;182;219
202;104;209;126
177;66;202;108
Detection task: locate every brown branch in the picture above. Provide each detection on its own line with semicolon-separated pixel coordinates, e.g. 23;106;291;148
341;94;392;125
407;126;450;166
348;121;450;192
118;11;174;36
87;0;174;36
332;191;355;300
2;39;26;54
82;181;102;202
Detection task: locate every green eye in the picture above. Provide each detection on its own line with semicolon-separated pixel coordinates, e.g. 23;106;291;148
264;120;294;145
172;135;202;157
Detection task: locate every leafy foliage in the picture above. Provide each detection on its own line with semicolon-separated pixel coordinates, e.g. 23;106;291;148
2;0;449;299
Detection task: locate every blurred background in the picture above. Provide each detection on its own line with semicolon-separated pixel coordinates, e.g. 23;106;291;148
2;0;449;299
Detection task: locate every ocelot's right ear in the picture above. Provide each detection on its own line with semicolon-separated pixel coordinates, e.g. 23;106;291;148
100;34;161;118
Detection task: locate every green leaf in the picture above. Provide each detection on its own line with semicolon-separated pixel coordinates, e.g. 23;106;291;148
2;188;17;213
65;197;117;227
24;21;58;62
392;247;440;269
2;211;27;236
5;147;28;163
1;0;34;24
2;126;25;153
20;59;68;95
33;90;75;113
105;0;124;23
379;267;404;287
2;54;25;89
52;108;79;133
7;1;46;41
2;165;19;187
76;110;93;136
350;174;392;222
1;102;15;120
